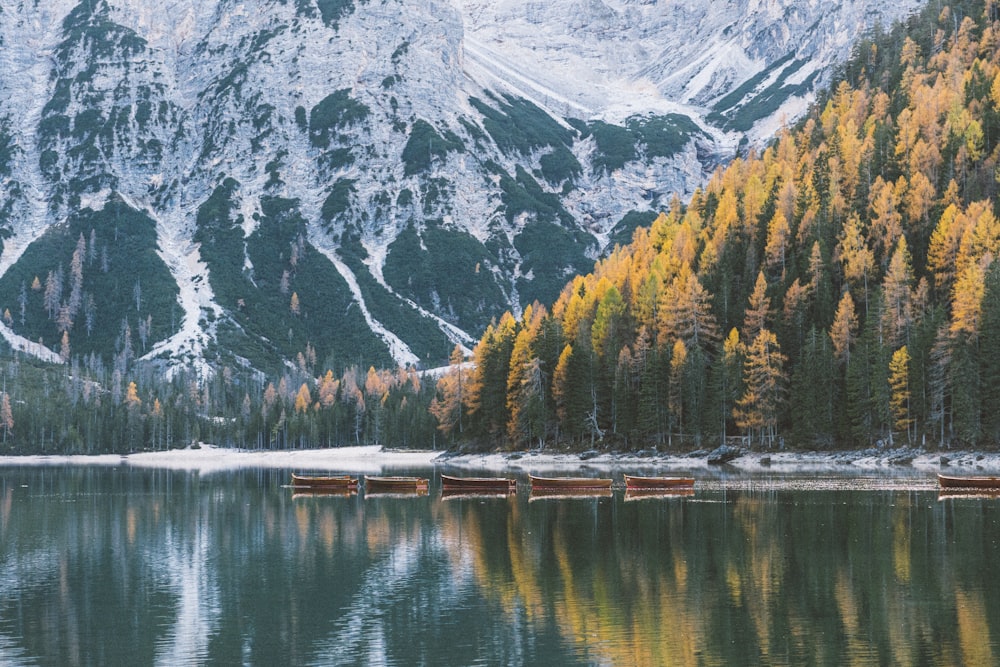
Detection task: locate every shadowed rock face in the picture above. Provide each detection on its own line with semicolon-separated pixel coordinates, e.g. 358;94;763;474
0;0;920;373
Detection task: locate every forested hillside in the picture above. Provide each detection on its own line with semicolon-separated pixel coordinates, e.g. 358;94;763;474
432;0;1000;451
6;0;1000;456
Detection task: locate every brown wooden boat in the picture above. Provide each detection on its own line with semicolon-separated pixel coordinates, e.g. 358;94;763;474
528;475;613;491
441;474;517;493
937;474;1000;490
624;474;695;490
290;473;359;490
364;475;430;493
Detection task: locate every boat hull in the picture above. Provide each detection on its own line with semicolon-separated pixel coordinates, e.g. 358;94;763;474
938;474;1000;489
364;476;430;494
528;475;613;491
291;474;358;490
624;475;695;490
441;474;517;493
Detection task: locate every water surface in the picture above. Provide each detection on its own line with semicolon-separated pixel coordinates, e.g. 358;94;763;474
1;466;998;666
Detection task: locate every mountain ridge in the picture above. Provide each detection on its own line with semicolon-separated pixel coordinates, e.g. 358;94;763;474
0;0;921;375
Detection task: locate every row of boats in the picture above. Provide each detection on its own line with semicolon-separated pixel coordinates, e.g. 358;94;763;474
289;472;1000;498
290;473;696;497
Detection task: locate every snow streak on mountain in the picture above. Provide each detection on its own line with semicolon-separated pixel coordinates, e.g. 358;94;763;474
0;0;921;374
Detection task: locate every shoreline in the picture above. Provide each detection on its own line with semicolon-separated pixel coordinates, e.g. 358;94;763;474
0;444;998;475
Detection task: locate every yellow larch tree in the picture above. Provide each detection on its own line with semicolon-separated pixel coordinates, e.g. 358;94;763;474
888;346;913;445
294;383;312;414
881;237;915;348
950;260;986;340
430;346;468;437
830;291;859;365
743;272;772;345
734;329;787;448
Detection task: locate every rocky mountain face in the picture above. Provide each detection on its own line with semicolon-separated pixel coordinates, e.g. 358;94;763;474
0;0;921;375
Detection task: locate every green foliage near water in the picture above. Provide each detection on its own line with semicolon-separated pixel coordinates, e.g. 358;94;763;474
0;350;438;455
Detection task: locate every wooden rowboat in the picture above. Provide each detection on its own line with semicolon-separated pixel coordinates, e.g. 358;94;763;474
364;475;430;493
624;474;695;490
441;474;517;493
291;473;359;490
937;474;1000;490
529;475;613;491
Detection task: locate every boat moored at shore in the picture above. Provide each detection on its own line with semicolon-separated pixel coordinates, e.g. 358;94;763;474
441;474;517;493
290;473;359;491
937;474;1000;490
623;475;695;490
365;475;430;494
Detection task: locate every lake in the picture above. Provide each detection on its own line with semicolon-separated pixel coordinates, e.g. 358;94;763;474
1;466;999;666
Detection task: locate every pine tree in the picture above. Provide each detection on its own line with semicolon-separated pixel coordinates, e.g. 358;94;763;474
830;290;859;364
506;319;542;447
837;215;876;311
743;271;772;344
888;346;913;445
734;329;787;447
466;313;518;441
429;346;467;438
881;236;915;348
950;260;985;340
1;391;13;444
980;262;1000;441
294;383;312;414
790;328;836;447
667;339;687;448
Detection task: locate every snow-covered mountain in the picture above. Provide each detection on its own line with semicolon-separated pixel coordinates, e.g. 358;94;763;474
0;0;921;374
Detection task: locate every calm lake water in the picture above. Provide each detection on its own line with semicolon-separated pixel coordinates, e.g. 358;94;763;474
1;466;999;666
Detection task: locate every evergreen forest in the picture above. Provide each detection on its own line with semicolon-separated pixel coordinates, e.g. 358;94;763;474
431;0;1000;452
3;0;1000;455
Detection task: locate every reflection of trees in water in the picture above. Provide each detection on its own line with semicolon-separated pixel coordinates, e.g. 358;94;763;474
443;490;1000;666
4;470;1000;665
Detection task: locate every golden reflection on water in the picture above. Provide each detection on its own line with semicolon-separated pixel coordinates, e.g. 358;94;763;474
6;469;1000;666
956;589;995;667
436;494;710;666
430;482;1000;667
